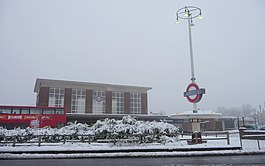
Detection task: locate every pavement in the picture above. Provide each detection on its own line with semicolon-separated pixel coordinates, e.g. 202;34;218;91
2;145;265;160
0;146;242;154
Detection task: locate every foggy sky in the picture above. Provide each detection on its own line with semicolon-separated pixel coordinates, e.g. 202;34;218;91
1;0;265;115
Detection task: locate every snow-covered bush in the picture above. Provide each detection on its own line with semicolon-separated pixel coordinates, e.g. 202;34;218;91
158;135;180;144
91;116;178;136
57;122;93;135
0;116;179;144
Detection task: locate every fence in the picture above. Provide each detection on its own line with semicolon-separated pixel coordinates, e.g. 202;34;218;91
0;131;233;147
239;129;265;150
0;133;178;147
179;131;231;145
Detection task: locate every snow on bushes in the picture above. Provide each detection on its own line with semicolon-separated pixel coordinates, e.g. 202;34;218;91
92;116;178;136
0;116;179;144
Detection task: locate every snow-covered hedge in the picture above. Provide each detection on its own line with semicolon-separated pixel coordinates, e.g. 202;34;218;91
92;116;178;135
0;116;179;144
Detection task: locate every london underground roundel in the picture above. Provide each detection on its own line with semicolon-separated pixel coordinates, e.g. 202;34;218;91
184;83;205;103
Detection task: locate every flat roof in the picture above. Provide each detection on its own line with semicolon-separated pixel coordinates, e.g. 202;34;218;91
170;110;222;119
34;78;152;93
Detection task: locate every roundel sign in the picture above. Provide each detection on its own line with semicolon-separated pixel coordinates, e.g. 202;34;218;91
184;83;205;103
95;96;103;102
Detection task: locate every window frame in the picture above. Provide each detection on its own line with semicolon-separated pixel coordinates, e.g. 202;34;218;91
130;93;141;114
112;92;124;114
92;91;106;114
71;89;86;114
48;88;65;107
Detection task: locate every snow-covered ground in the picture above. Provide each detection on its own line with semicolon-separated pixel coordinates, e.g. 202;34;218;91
1;135;265;159
1;133;264;151
1;116;265;159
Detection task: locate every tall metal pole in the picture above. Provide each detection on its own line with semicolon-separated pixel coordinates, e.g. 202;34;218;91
176;6;204;114
188;12;196;83
187;11;197;112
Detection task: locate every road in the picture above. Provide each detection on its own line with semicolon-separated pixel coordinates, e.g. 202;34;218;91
2;154;265;166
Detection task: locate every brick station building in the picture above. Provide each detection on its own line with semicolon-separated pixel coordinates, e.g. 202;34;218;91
34;78;152;115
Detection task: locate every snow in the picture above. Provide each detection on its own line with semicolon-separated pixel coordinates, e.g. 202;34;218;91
170;110;222;119
0;115;177;137
1;116;265;159
2;150;265;159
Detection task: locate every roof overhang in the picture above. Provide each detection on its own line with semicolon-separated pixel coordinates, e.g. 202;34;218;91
170;111;222;119
34;78;152;93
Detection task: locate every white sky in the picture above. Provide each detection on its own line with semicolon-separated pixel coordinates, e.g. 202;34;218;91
0;0;265;115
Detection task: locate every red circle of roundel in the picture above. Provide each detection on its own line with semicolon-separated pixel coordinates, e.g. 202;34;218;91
185;83;202;103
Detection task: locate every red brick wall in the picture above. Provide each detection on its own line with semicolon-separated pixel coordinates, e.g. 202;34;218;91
37;86;149;116
85;90;93;113
215;121;223;131
37;87;49;106
64;88;72;113
124;92;130;114
182;122;192;131
105;91;112;114
141;93;148;114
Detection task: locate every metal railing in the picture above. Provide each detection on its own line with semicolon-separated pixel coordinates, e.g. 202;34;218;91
0;133;179;147
239;129;265;150
176;131;231;145
0;131;234;147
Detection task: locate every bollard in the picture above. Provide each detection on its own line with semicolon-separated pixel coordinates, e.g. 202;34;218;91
12;136;16;147
38;136;41;147
238;127;246;149
140;135;143;144
113;134;117;145
257;137;260;150
193;132;198;144
226;131;230;145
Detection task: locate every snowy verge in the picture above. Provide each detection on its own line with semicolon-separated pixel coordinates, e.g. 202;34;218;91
0;137;239;152
1;150;265;159
1;136;265;159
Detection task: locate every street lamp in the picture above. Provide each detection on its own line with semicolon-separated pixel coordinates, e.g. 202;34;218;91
177;6;205;114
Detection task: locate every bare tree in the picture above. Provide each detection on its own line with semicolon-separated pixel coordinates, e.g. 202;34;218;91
216;104;257;117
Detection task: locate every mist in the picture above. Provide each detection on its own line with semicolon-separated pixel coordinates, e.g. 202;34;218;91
1;0;265;115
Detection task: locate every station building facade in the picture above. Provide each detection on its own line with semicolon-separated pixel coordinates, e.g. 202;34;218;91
34;78;152;115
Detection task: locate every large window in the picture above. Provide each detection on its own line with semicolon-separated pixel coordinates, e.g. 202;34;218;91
43;108;55;114
49;88;64;107
71;89;86;114
12;108;20;114
0;108;11;114
130;93;141;114
93;91;106;114
112;92;124;114
30;108;42;114
21;108;30;114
